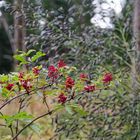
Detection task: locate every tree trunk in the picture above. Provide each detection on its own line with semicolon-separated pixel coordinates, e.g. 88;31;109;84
132;0;140;90
14;0;26;52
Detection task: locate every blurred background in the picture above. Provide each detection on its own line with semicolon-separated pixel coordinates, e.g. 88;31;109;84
0;0;131;74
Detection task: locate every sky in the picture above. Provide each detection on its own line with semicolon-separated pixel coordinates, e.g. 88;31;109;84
91;0;126;29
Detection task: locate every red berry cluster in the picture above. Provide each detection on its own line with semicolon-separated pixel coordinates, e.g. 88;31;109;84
58;60;66;68
12;61;113;104
48;65;59;80
58;93;67;104
6;84;14;91
21;80;32;92
48;60;66;81
102;73;113;84
84;85;96;92
65;77;75;89
80;73;88;81
32;67;40;76
18;72;32;93
18;72;24;79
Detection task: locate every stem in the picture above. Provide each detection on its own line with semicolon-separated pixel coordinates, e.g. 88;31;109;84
15;98;24;140
12;110;54;140
0;124;6;127
43;95;50;112
0;84;51;110
9;125;14;138
0;92;28;110
12;90;84;139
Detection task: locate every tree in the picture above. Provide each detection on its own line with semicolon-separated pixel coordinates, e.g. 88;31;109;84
133;0;140;90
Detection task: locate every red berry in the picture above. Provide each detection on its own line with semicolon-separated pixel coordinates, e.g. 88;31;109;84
102;73;113;84
84;85;96;92
58;93;67;104
80;73;88;81
58;60;66;68
33;67;40;75
65;77;75;89
6;84;14;91
18;72;24;79
21;80;32;91
48;65;58;79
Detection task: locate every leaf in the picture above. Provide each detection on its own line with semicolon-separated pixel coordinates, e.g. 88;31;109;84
29;123;41;135
70;104;87;116
0;112;33;126
0;75;8;82
31;51;46;62
2;88;9;98
0;115;14;126
14;54;28;64
65;105;73;115
26;49;36;56
13;112;33;120
54;104;64;111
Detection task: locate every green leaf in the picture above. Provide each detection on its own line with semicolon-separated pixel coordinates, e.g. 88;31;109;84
70;104;87;116
74;107;87;116
14;54;28;64
29;123;41;135
13;112;33;120
65;105;73;115
2;88;9;98
26;49;36;56
0;112;33;126
0;75;8;82
31;51;46;62
54;104;64;111
0;115;14;126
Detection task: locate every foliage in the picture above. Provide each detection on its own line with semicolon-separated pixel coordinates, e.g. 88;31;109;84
0;0;132;72
0;0;138;140
0;50;117;139
0;50;140;140
20;0;132;73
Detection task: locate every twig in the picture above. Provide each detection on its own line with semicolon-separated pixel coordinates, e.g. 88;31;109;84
0;84;51;110
12;110;54;140
0;124;6;127
9;125;14;138
0;92;28;110
15;98;25;140
43;95;50;112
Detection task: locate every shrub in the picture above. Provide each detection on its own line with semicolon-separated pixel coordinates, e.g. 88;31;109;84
0;50;115;140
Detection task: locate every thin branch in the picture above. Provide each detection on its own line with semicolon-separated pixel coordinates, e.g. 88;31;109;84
43;95;50;112
15;98;25;140
0;92;27;110
0;124;6;127
12;110;54;140
9;125;14;138
0;84;51;110
12;91;85;140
